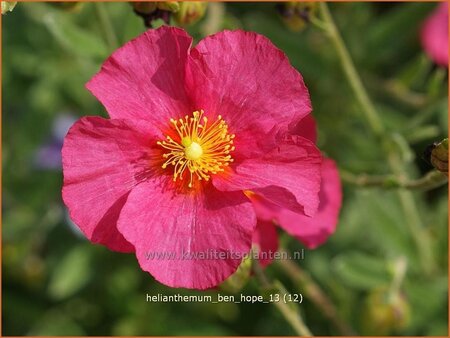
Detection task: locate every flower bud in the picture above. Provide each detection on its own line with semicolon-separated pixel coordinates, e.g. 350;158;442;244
131;2;180;28
361;287;411;335
173;2;207;26
132;1;179;15
1;1;16;15
424;138;448;176
131;2;158;14
276;2;318;32
158;1;180;13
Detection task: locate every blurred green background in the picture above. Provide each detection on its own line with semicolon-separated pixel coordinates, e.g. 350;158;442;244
2;2;448;336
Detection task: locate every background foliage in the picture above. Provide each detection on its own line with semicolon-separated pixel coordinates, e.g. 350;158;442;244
2;2;448;336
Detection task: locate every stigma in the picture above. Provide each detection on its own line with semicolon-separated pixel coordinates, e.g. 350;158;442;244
157;110;235;188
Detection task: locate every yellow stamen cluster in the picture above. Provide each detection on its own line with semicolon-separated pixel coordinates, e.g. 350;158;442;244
157;110;235;188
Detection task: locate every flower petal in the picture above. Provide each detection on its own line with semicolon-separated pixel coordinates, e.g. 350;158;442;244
86;26;194;123
62;116;161;252
251;158;342;249
252;220;279;267
421;3;449;67
290;114;317;144
116;181;257;289
190;30;311;137
279;158;342;248
214;136;322;217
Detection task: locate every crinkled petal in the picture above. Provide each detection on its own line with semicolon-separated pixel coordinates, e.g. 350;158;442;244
290;114;317;144
87;26;194;123
190;30;311;139
250;158;342;249
116;181;257;289
62;116;162;252
214;136;322;217
421;3;449;67
279;159;342;248
252;220;279;267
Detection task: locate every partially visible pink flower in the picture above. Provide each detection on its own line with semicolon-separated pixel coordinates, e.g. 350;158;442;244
421;2;448;67
252;115;342;263
62;27;322;289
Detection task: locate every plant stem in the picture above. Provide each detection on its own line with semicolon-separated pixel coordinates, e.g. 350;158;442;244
252;254;313;336
318;3;384;137
94;2;119;50
341;170;448;191
277;255;355;336
318;3;435;274
388;156;435;275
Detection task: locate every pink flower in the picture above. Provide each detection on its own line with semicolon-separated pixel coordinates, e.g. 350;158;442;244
62;26;322;289
421;2;449;67
252;116;342;266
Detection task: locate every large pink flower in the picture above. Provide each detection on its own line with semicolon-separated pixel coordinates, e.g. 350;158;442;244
252;115;342;265
62;26;322;289
421;2;448;67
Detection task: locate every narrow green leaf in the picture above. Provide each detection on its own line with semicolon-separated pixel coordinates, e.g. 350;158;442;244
47;246;92;300
333;251;391;290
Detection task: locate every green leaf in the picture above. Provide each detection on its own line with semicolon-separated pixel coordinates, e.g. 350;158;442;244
365;3;433;67
42;11;108;59
28;309;85;335
333;190;416;260
47;246;92;300
427;67;447;99
405;276;448;332
333;251;391;290
397;54;432;88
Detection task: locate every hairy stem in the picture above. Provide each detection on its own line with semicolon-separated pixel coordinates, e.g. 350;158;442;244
341;169;448;191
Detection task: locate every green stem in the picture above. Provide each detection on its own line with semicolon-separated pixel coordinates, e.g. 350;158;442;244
277;254;355;336
341;170;448;191
318;3;435;274
388;155;435;274
318;2;384;137
309;15;328;31
94;2;119;50
252;254;313;336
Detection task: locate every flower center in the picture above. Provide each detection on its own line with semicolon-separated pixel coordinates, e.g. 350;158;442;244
184;141;203;160
157;110;235;188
